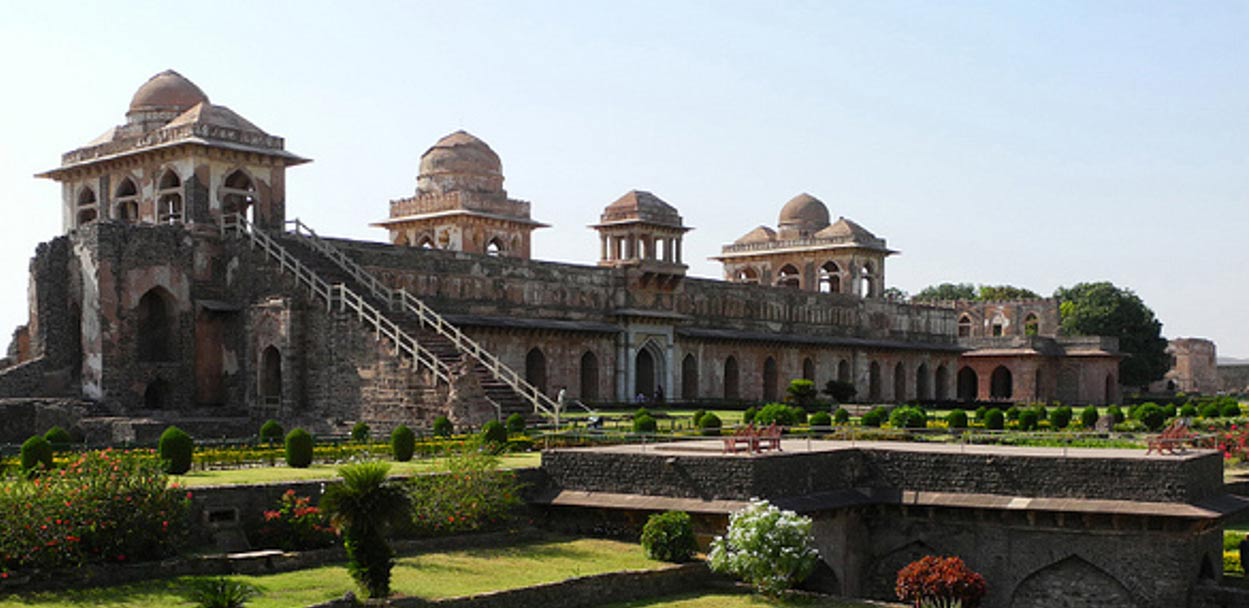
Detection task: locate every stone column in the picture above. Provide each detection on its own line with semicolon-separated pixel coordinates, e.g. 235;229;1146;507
600;234;608;261
674;238;682;263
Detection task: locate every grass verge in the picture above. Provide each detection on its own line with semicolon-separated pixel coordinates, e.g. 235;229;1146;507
169;452;540;487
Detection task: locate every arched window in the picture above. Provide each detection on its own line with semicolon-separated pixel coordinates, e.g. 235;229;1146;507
417;235;435;249
579;351;598;401
957;314;973;338
394;233;411;247
837;359;851;384
221;170;256;220
115;177;139;223
802;357;815;381
157;169;183;224
868;361;882;402
957;367;977;402
990;366;1013;400
681;354;698;400
776;265;800;289
762;356;778;401
144;378;169;410
916;363;930;401
137;288;176;361
525;347;547;395
860;262;875;298
934;365;949;401
260;345;282;404
991;313;1007;337
76;187;98;227
486;237;504;257
77;208;98;226
723;356;739;400
893;362;907;402
1024;313;1040;336
735;267;760;284
819;261;841;293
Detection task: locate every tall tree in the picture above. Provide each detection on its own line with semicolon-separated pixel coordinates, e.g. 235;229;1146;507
913;283;977;301
1054;282;1169;388
977;285;1040;300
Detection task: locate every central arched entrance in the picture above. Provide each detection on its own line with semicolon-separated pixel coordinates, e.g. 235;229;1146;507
991;365;1013;400
957;367;978;402
634;342;663;400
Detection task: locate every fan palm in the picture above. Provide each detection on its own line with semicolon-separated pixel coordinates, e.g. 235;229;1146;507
319;461;411;598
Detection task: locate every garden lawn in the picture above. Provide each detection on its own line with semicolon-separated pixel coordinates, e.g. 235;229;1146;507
169;452;540;487
0;536;661;608
607;591;890;607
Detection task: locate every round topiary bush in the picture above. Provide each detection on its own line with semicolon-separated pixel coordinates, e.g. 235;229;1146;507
1220;401;1242;417
1017;409;1039;431
790;405;808;425
1179;404;1198;418
633;414;658;433
1199;403;1221;419
158;426;194;475
1107;405;1125;422
351;421;370;443
390;425;415;462
1135;403;1165;431
1005;406;1020;422
698;412;723;436
742;406;757;425
432;416;453;438
1162;404;1177;419
481;420;507;445
1080;405;1099;428
754;403;798;426
20;435;53;475
634;407;652;421
889;406;926;429
640;511;697;563
43;426;72;446
505;413;526;435
973;406;987;423
808;411;832;428
1049;406;1073;430
691;410;707;430
984;408;1005;430
895;555;987;608
945;410;968;429
832;407;850;424
285;428;314;468
260;419;285;444
861;406;888;428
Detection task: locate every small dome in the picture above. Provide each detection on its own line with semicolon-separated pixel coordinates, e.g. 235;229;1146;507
815;217;877;241
417;130;503;195
600;190;683;226
734;225;777;245
778;193;830;231
128;70;209;114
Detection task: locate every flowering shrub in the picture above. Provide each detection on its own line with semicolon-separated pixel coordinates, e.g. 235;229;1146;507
254;489;337;551
0;448;189;576
895;555;987;608
1214;422;1248;464
407;446;522;536
708;499;819;596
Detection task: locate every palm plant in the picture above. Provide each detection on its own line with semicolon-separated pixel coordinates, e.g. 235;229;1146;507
186;577;260;608
320;461;412;599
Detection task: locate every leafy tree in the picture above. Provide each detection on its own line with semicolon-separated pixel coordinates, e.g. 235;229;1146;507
1054;282;1169;387
823;380;857;403
321;461;412;599
913;283;977;302
786;379;818;407
977;284;1040;300
882;287;909;301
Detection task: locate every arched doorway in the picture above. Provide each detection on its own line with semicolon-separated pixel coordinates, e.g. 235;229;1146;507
634;345;657;400
957;367;978;402
837;359;851;384
221;169;257;221
802;357;814;381
681;354;698;400
893;362;907;402
579;351;598;401
776;265;800;289
762;356;778;401
869;362;882;402
525;348;547;396
934;365;949;401
138;288;175;361
724;356;739;400
990;366;1013;400
260;346;282;405
916;363;930;401
819;261;841;293
144;378;169;410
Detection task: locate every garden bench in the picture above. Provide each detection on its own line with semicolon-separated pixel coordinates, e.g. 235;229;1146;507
723;425;759;454
1146;420;1193;455
758;423;782;452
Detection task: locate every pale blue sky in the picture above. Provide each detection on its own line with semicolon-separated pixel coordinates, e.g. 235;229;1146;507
0;1;1246;356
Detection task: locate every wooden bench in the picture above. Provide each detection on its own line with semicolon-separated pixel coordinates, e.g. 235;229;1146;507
723;425;758;454
1146;420;1193;455
758;423;783;452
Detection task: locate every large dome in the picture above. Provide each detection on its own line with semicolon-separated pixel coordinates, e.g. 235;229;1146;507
417;130;504;195
128;70;209;114
778;193;830;232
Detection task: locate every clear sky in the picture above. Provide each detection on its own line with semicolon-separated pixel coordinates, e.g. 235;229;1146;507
0;1;1246;356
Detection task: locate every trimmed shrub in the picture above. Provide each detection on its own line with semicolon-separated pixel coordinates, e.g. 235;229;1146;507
1179;404;1198;418
158;426;194;475
1049;406;1073;430
1017;409;1039;431
808;411;832;428
351;421;370;443
709;499;819;596
1221;401;1242;417
1162;404;1177;419
861;406;888;428
823;380;857;403
640;511;697;563
43;426;73;446
691;410;707;430
480;420;507;446
832;407;850;424
895;555;987;608
889;406;926;429
698;412;723;436
1032;404;1049;424
1005;406;1020;422
390;425;415;462
259;419;284;444
973;406;987;423
634;407;652;421
946;410;968;429
790;405;808;425
742;406;757;425
1135;403;1166;432
186;577;261;608
285;428;314;468
786;379;818;407
20;435;53;475
1107;405;1125;423
1080;405;1099;428
1200;403;1221;419
432;416;453;437
505;413;526;435
633;414;658;433
984;408;1005;430
754;403;800;426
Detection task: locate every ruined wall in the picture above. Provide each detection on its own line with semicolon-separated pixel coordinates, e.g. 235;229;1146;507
949;299;1061;338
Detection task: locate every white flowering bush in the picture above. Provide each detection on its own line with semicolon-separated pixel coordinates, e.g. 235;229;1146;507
707;499;820;596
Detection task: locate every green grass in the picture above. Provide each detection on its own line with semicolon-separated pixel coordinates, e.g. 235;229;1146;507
606;591;886;608
0;536;661;608
168;452;540;487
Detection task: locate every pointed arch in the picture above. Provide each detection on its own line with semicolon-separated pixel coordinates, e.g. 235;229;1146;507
417;235;435;249
776;264;800;289
579;351;598;401
75;186;98;227
156;168;183;223
1010;556;1136;608
991;365;1013;400
723;356;739;400
837;359;851;384
868;361;882;402
486;236;505;257
819;261;842;293
634;340;664;400
114;177;139;222
1024;312;1040;336
762;356;778;401
916;362;930;401
137;287;176;361
934;365;949;401
860;262;876;297
957;366;978;402
802;357;815;382
957;314;973;338
260;345;282;405
734;267;759;285
525;347;547;396
144;378;170;410
893;361;906;402
681;353;698;400
221;169;257;220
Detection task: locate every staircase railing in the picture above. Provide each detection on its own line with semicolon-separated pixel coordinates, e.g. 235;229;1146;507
221;214;450;386
284;218;563;422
